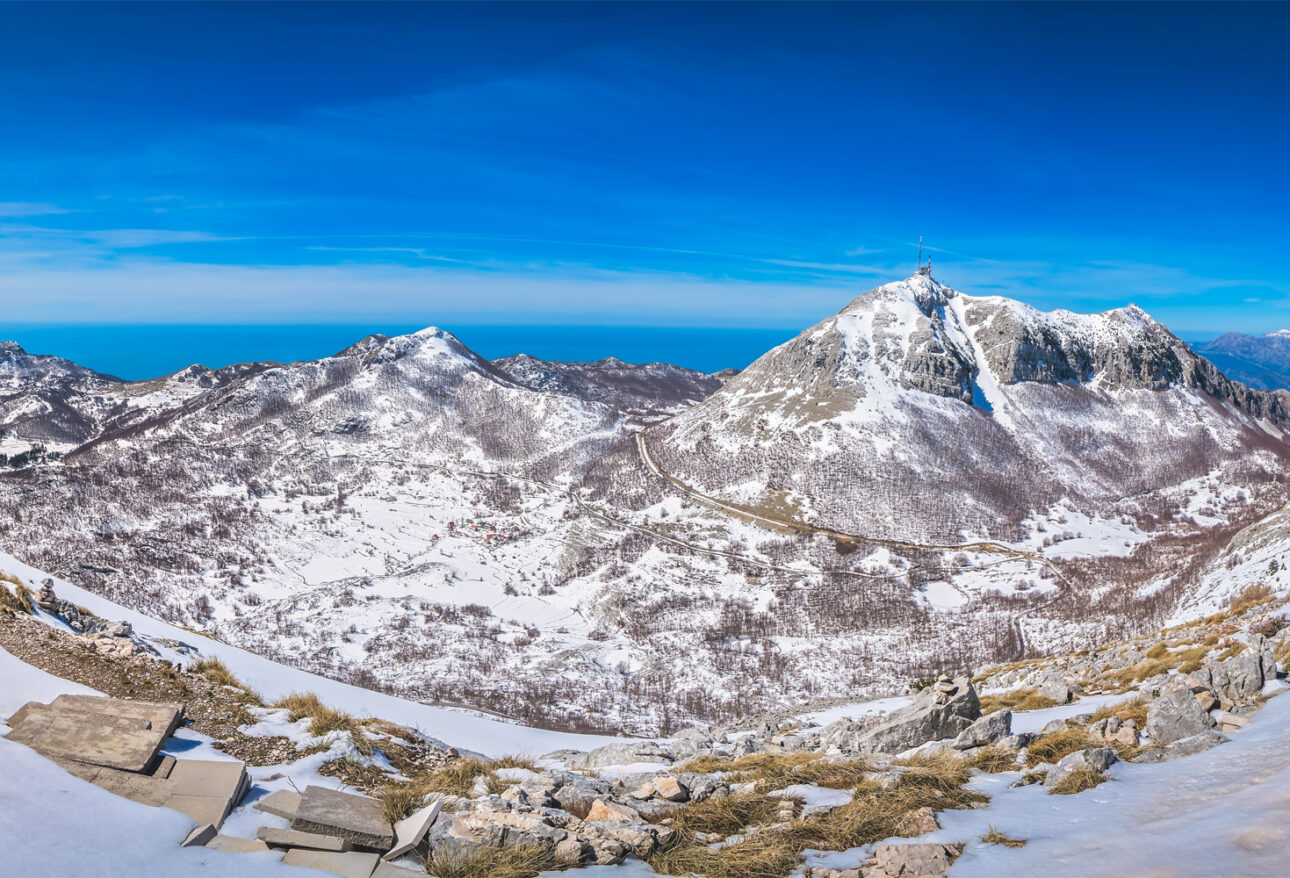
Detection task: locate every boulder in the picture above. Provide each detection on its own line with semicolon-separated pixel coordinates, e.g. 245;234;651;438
853;677;980;754
896;806;940;837
585;798;642;823
1089;716;1139;749
862;842;965;877
652;776;689;802
1131;729;1229;763
1043;747;1117;788
1038;680;1072;705
951;709;1011;750
569;741;673;770
1146;680;1216;744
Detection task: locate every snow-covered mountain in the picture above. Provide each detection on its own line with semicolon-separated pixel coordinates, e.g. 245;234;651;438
1197;330;1290;391
5;278;1290;737
651;273;1290;544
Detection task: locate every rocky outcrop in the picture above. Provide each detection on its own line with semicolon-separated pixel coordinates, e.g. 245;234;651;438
951;708;1011;750
845;677;981;755
1146;679;1218;744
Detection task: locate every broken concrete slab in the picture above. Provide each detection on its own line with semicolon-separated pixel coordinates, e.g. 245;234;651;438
6;708;169;772
152;755;177;779
166;794;234;829
206;835;272;854
162;759;248;829
49;694;183;737
258;827;351;851
281;848;380;878
383;800;441;860
372;861;425;878
182;824;218;848
292;786;394;851
255;789;303;820
51;757;175;807
167;759;247;800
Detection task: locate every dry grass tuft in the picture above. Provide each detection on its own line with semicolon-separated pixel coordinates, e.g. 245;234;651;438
0;579;35;615
1047;766;1109;795
191;656;244;688
1227;582;1276;614
1090;695;1148;728
981;825;1027;847
272;692;373;756
378;783;427;824
978;688;1061;714
679;752;874;791
425;842;558;878
965;744;1018;774
1023;728;1099;768
408;755;535;798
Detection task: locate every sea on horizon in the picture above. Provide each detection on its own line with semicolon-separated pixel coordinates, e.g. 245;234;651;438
0;324;801;381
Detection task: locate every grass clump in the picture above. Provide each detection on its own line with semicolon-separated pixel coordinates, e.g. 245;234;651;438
965;744;1018;774
981;825;1027;847
1047;766;1109;795
1090;695;1148;728
1024;727;1099;768
978;688;1061;714
272;692;373;756
657;792;784;836
378;783;427;824
0;579;35;615
409;755;535;798
680;752;874;791
426;842;558;878
191;656;244;688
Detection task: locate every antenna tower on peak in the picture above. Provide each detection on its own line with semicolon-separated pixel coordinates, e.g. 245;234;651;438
917;236;932;277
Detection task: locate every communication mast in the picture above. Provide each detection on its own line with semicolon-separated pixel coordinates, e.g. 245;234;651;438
917;236;932;277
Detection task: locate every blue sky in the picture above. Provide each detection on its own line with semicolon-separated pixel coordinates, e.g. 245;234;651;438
2;1;1289;333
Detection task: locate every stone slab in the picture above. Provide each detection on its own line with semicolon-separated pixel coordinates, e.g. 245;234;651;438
258;827;351;851
293;786;394;851
183;824;218;847
50;695;183;737
6;709;167;772
281;849;379;878
51;757;175;807
168;759;247;800
255;789;303;820
166;794;234;829
383;800;440;861
372;861;425;878
206;835;272;854
152;755;177;779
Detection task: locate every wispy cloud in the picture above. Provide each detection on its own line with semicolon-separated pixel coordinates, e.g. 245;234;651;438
0;202;68;218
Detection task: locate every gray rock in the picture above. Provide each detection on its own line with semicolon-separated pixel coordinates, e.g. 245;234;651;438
1146;680;1217;744
853;677;981;754
1043;747;1117;788
951;709;1011;750
568;741;673;770
1038;680;1072;705
862;841;964;877
1131;729;1230;763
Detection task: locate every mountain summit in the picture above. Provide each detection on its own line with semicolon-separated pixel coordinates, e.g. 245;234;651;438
648;275;1289;542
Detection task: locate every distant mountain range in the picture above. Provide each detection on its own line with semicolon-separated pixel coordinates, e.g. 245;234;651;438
1197;331;1290;391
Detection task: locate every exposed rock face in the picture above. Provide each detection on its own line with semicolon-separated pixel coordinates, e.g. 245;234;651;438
652;273;1290;544
951;708;1011;750
1146;680;1218;744
847;677;981;754
1131;729;1230;763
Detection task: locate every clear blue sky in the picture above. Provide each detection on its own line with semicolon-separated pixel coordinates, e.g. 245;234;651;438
2;1;1288;333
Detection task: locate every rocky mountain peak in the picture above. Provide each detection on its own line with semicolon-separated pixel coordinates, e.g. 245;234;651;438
0;340;27;355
